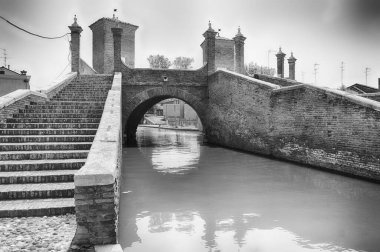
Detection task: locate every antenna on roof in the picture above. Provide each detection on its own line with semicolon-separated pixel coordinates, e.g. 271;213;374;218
113;9;117;19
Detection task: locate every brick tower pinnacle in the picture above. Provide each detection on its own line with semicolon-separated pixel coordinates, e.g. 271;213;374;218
276;47;286;78
233;26;246;74
68;15;83;73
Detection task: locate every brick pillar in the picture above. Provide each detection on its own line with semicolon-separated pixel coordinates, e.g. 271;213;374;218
203;22;217;75
233;27;246;75
288;52;297;80
276;47;286;78
68;15;83;73
111;27;123;72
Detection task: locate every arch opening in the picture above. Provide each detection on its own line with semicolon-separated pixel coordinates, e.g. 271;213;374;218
125;96;206;146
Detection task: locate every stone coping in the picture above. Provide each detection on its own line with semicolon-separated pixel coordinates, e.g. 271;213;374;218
273;84;380;111
253;73;303;85
215;69;280;89
359;92;380;97
42;72;77;98
0;89;47;110
74;73;122;187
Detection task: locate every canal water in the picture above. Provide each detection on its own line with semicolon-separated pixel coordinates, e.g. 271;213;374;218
119;127;380;252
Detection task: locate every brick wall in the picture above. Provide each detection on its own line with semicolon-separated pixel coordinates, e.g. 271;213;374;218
271;86;380;180
207;70;380;181
90;18;137;74
207;70;277;155
0;93;47;123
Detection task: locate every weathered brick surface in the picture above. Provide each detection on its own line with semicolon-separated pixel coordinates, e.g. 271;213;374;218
202;38;234;71
73;184;117;245
271;86;380;180
206;70;380;181
207;70;275;155
121;65;209;144
90;18;138;74
0;95;47;123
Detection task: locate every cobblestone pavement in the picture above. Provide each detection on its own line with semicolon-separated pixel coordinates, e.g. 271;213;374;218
0;214;76;252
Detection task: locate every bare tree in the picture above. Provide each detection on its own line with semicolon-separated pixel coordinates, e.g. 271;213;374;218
245;62;275;76
173;57;194;69
147;54;171;69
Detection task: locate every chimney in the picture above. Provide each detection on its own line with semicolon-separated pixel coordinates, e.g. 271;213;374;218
20;70;27;75
7;65;10;70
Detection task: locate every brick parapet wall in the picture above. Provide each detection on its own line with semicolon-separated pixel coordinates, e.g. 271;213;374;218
0;90;48;123
207;69;380;181
73;72;122;246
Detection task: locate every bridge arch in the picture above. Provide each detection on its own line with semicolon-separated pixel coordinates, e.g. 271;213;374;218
123;86;207;145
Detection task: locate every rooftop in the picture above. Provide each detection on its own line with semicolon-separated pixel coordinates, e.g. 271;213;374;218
89;17;139;29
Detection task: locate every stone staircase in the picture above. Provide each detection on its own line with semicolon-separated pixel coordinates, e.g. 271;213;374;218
0;74;113;217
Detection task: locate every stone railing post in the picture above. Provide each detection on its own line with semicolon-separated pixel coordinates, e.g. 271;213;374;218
233;27;246;75
203;21;217;75
112;27;123;72
276;47;286;78
68;15;83;73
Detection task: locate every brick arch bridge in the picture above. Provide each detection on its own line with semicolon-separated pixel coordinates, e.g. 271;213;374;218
120;65;209;145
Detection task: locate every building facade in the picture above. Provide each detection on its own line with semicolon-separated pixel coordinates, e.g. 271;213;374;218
0;66;30;97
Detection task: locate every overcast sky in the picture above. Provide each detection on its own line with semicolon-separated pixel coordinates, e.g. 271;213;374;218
0;0;379;90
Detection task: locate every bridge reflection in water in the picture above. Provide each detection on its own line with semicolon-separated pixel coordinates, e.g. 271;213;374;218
118;127;380;252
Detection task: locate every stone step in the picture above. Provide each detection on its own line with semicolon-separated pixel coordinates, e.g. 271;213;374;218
0;123;99;129
6;118;101;124
59;89;110;92
0;135;94;143
19;109;104;114
0;142;92;151
13;113;101;118
52;98;108;102
53;96;108;101
0;128;97;135
0;170;76;184
0;182;74;200
33;101;105;106
0;159;86;172
26;104;105;110
0;149;89;161
0;198;75;217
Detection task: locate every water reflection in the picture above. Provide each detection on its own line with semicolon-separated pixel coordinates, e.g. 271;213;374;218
119;127;380;252
137;128;202;174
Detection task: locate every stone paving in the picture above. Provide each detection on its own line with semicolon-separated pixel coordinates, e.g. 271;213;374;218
0;214;76;252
